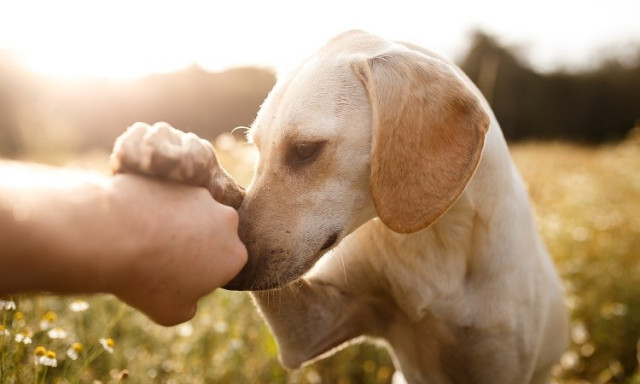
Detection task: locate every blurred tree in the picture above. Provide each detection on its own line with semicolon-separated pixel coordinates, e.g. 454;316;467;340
0;51;30;157
50;65;276;151
0;60;275;156
460;31;640;142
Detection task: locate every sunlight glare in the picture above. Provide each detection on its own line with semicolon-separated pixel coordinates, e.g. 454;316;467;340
2;0;640;79
1;1;232;79
17;46;194;80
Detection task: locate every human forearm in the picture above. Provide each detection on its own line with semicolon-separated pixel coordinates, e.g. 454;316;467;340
0;161;123;294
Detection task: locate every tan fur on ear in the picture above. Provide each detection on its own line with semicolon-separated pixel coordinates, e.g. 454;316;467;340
352;49;490;233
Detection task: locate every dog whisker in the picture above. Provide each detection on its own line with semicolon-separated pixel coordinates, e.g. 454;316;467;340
231;125;250;137
334;244;348;283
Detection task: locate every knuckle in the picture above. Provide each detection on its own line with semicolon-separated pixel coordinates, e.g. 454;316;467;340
149;122;181;145
128;121;152;133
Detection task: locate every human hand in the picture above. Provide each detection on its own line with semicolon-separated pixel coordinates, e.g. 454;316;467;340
106;175;247;326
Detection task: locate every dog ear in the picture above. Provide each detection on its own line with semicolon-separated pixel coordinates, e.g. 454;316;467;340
352;49;489;233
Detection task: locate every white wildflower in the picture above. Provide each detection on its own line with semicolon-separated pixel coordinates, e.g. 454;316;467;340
99;337;115;354
39;311;57;331
66;343;83;360
69;300;89;312
0;298;16;311
14;331;32;345
34;347;57;367
38;351;58;367
47;327;68;339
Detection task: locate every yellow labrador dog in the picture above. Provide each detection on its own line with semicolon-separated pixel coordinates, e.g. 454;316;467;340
111;30;568;384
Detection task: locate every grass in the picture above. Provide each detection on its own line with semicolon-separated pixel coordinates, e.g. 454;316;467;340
512;135;640;384
1;133;640;383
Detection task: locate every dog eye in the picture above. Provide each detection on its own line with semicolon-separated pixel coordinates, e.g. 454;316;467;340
286;141;324;166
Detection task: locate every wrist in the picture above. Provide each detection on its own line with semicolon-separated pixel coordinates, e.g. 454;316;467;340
92;175;149;296
42;174;126;294
0;165;119;294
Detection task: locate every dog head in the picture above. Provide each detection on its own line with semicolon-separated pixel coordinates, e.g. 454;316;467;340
225;30;489;291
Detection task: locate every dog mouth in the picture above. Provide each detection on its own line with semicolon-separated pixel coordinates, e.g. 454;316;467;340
319;231;340;252
224;229;343;292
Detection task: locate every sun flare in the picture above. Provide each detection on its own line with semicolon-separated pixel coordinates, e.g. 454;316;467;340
1;1;236;80
16;48;192;80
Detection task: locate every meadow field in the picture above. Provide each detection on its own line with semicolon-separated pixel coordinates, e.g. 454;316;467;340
1;133;639;384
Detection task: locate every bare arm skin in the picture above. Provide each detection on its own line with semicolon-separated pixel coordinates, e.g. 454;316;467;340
0;160;247;326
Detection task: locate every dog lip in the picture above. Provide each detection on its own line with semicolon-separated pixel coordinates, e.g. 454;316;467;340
320;231;340;252
222;274;250;291
221;261;255;291
223;278;291;292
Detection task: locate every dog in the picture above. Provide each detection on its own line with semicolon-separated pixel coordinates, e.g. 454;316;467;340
111;30;568;384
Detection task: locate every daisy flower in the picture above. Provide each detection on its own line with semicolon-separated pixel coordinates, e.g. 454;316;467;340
34;346;46;356
0;297;16;311
47;327;68;339
69;300;89;312
39;311;57;331
13;311;26;327
14;331;32;345
38;350;58;367
34;346;57;367
99;337;115;354
66;342;83;360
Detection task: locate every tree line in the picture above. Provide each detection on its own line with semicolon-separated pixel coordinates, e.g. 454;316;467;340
1;32;639;157
461;31;640;142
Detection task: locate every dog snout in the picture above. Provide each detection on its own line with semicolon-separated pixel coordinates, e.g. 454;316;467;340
223;200;304;291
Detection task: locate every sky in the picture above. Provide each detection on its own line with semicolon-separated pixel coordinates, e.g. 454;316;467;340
0;0;639;79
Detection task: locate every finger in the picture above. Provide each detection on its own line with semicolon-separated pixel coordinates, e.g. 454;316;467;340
142;123;182;176
110;122;150;174
176;133;215;186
